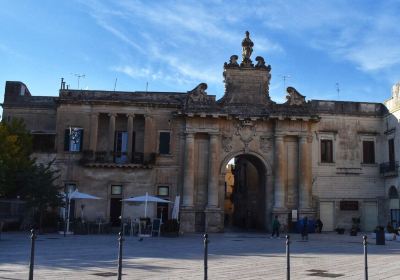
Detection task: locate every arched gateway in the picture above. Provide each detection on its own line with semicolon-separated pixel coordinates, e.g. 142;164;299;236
222;153;268;231
178;32;318;233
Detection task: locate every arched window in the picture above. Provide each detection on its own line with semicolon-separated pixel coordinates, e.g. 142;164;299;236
389;186;399;199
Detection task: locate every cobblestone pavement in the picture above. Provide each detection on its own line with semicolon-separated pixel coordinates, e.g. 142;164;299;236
1;231;400;279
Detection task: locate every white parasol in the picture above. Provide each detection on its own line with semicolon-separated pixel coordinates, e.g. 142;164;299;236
122;192;171;217
64;189;102;234
171;195;180;221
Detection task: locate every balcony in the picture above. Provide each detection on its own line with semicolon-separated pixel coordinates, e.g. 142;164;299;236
80;150;156;168
379;161;399;177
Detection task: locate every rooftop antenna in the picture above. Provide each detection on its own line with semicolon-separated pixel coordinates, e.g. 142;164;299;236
73;73;85;89
336;82;340;99
146;81;148;92
282;75;291;93
114;77;118;91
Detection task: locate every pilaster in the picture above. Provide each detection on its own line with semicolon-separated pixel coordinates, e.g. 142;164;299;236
127;114;135;162
182;132;195;207
207;133;220;208
89;112;99;155
273;134;286;210
107;113;116;161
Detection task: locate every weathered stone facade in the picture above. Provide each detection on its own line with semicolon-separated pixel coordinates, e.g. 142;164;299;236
2;32;399;232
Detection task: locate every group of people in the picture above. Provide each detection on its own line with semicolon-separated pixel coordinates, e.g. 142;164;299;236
271;216;324;240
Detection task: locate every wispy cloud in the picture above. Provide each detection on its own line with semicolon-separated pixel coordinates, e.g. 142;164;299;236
77;0;283;94
252;0;400;73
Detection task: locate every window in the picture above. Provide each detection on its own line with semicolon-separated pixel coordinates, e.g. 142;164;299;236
32;134;55;152
340;201;359;211
158;186;169;197
389;139;395;163
114;131;128;163
64;127;83;152
111;185;122;195
321;139;333;163
362;141;375;164
65;183;77;194
159;132;171;155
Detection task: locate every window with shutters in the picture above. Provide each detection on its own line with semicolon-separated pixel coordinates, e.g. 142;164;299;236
362;140;375;164
321;139;333;163
64;127;83;152
114;131;128;163
389;138;395;163
32;133;55;152
159;131;171;155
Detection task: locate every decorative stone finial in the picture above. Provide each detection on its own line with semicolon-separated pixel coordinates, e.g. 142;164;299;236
241;31;254;67
285;87;306;106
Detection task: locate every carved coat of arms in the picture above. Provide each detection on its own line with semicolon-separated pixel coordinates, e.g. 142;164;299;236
235;121;256;149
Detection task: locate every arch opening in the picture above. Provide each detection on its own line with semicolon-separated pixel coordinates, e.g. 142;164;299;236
224;154;266;231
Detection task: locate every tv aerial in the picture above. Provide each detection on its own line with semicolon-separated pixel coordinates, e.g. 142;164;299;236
72;73;86;89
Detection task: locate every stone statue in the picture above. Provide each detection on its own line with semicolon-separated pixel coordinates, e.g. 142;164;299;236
241;31;254;66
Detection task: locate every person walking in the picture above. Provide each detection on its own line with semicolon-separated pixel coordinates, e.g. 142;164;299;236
271;215;281;238
301;216;309;241
316;218;323;233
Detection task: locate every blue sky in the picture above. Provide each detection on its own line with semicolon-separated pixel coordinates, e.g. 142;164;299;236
1;0;400;117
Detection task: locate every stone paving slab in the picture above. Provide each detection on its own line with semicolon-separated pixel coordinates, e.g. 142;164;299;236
0;232;400;279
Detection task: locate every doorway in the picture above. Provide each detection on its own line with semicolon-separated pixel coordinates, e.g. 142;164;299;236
110;185;122;227
224;154;266;230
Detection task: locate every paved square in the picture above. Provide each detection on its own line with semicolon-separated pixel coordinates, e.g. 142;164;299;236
1;232;399;279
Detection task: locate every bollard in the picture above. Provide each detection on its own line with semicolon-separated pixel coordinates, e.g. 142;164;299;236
203;233;209;280
363;235;368;280
29;229;36;280
286;235;290;280
117;232;123;280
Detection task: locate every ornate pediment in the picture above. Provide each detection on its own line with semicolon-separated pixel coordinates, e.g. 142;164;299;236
185;83;212;108
285;86;306;106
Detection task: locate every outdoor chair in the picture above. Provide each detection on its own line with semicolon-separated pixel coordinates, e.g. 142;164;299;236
151;218;161;237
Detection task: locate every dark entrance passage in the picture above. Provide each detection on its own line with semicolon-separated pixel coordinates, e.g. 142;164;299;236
224;154;266;230
110;198;122;227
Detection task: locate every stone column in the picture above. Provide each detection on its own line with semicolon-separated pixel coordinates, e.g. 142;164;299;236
108;113;116;161
144;115;153;154
127;114;134;163
274;134;285;209
143;115;154;163
207;133;219;208
299;134;313;210
89;113;99;155
182;132;195;207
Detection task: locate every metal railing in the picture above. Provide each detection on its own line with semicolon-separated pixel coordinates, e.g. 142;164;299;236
379;161;399;176
79;151;156;165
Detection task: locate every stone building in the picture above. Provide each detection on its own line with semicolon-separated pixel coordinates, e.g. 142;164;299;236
2;32;399;232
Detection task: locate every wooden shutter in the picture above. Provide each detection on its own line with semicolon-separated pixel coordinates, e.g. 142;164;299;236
64;129;70;151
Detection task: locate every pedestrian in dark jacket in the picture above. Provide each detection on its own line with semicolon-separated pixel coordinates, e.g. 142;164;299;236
271;216;281;238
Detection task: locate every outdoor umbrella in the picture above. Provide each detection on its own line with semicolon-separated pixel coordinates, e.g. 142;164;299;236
171;195;180;221
64;189;102;234
122;192;171;218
